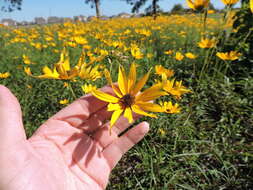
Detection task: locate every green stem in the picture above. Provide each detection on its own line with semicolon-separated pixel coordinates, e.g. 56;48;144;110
68;82;77;100
199;48;211;81
203;9;208;37
224;61;230;76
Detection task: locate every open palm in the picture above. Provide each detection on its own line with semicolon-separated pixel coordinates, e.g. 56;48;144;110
0;85;149;190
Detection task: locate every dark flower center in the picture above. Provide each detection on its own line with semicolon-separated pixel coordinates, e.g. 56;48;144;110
119;94;134;108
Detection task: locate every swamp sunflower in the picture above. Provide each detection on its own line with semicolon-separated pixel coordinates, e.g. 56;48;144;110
160;101;181;114
216;51;241;61
25;48;78;79
175;52;184;61
155;65;174;78
198;38;216;49
251;0;253;13
221;0;239;5
186;0;209;11
185;52;197;59
91;63;167;129
161;75;191;100
0;72;10;79
24;49;102;81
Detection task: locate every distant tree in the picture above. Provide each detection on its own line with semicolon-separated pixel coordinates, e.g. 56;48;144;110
241;0;249;4
1;0;22;12
124;0;161;19
85;0;101;18
144;3;163;16
170;3;184;14
208;2;216;10
241;0;249;6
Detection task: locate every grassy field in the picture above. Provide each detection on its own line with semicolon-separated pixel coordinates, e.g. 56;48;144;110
0;12;252;189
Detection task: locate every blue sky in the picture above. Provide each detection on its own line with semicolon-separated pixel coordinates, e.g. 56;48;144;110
0;0;240;22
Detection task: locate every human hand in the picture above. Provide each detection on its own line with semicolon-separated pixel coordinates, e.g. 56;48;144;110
0;85;149;190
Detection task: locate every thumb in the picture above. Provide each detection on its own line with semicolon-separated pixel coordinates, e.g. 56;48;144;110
0;85;26;149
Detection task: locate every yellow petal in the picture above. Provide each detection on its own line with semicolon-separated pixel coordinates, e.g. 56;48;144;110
108;103;121;111
132;69;151;95
42;66;53;75
67;66;79;79
59;99;69;104
132;105;157;118
251;0;253;13
24;67;32;76
187;0;196;10
104;69;123;98
55;63;68;77
128;63;136;92
118;65;128;94
59;48;70;71
136;83;165;100
92;89;119;103
136;102;164;112
77;50;85;67
136;90;168;102
124;107;133;123
110;109;124;128
37;66;60;79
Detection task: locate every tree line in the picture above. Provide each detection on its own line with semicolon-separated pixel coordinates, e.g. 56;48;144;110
1;0;247;18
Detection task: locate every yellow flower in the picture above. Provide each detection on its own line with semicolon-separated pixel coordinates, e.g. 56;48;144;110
216;51;241;61
251;0;253;13
135;29;151;37
207;10;215;14
198;38;216;49
164;50;173;55
59;99;69;105
175;52;184;61
25;48;79;80
185;52;197;59
45;36;54;41
23;55;36;65
160;101;181;113
158;128;166;137
92;63;167;129
155;65;174;78
162;76;191;99
124;29;131;35
221;0;239;5
81;83;97;94
0;72;10;79
52;49;60;53
83;45;91;50
131;46;144;59
38;66;61;79
31;42;43;50
24;67;32;76
63;82;69;88
94;48;109;57
77;51;102;81
74;36;88;45
186;0;209;10
112;41;124;48
66;41;77;48
87;51;93;57
79;64;102;81
26;84;32;89
147;53;154;58
99;49;109;57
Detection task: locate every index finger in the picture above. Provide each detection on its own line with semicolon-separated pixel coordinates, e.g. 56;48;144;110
51;85;114;127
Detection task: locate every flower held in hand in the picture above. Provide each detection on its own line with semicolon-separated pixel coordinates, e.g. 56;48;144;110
92;63;167;129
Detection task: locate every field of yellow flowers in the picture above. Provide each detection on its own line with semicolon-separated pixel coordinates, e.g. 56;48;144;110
0;8;252;190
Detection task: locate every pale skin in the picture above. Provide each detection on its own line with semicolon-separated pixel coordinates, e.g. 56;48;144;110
0;85;149;190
